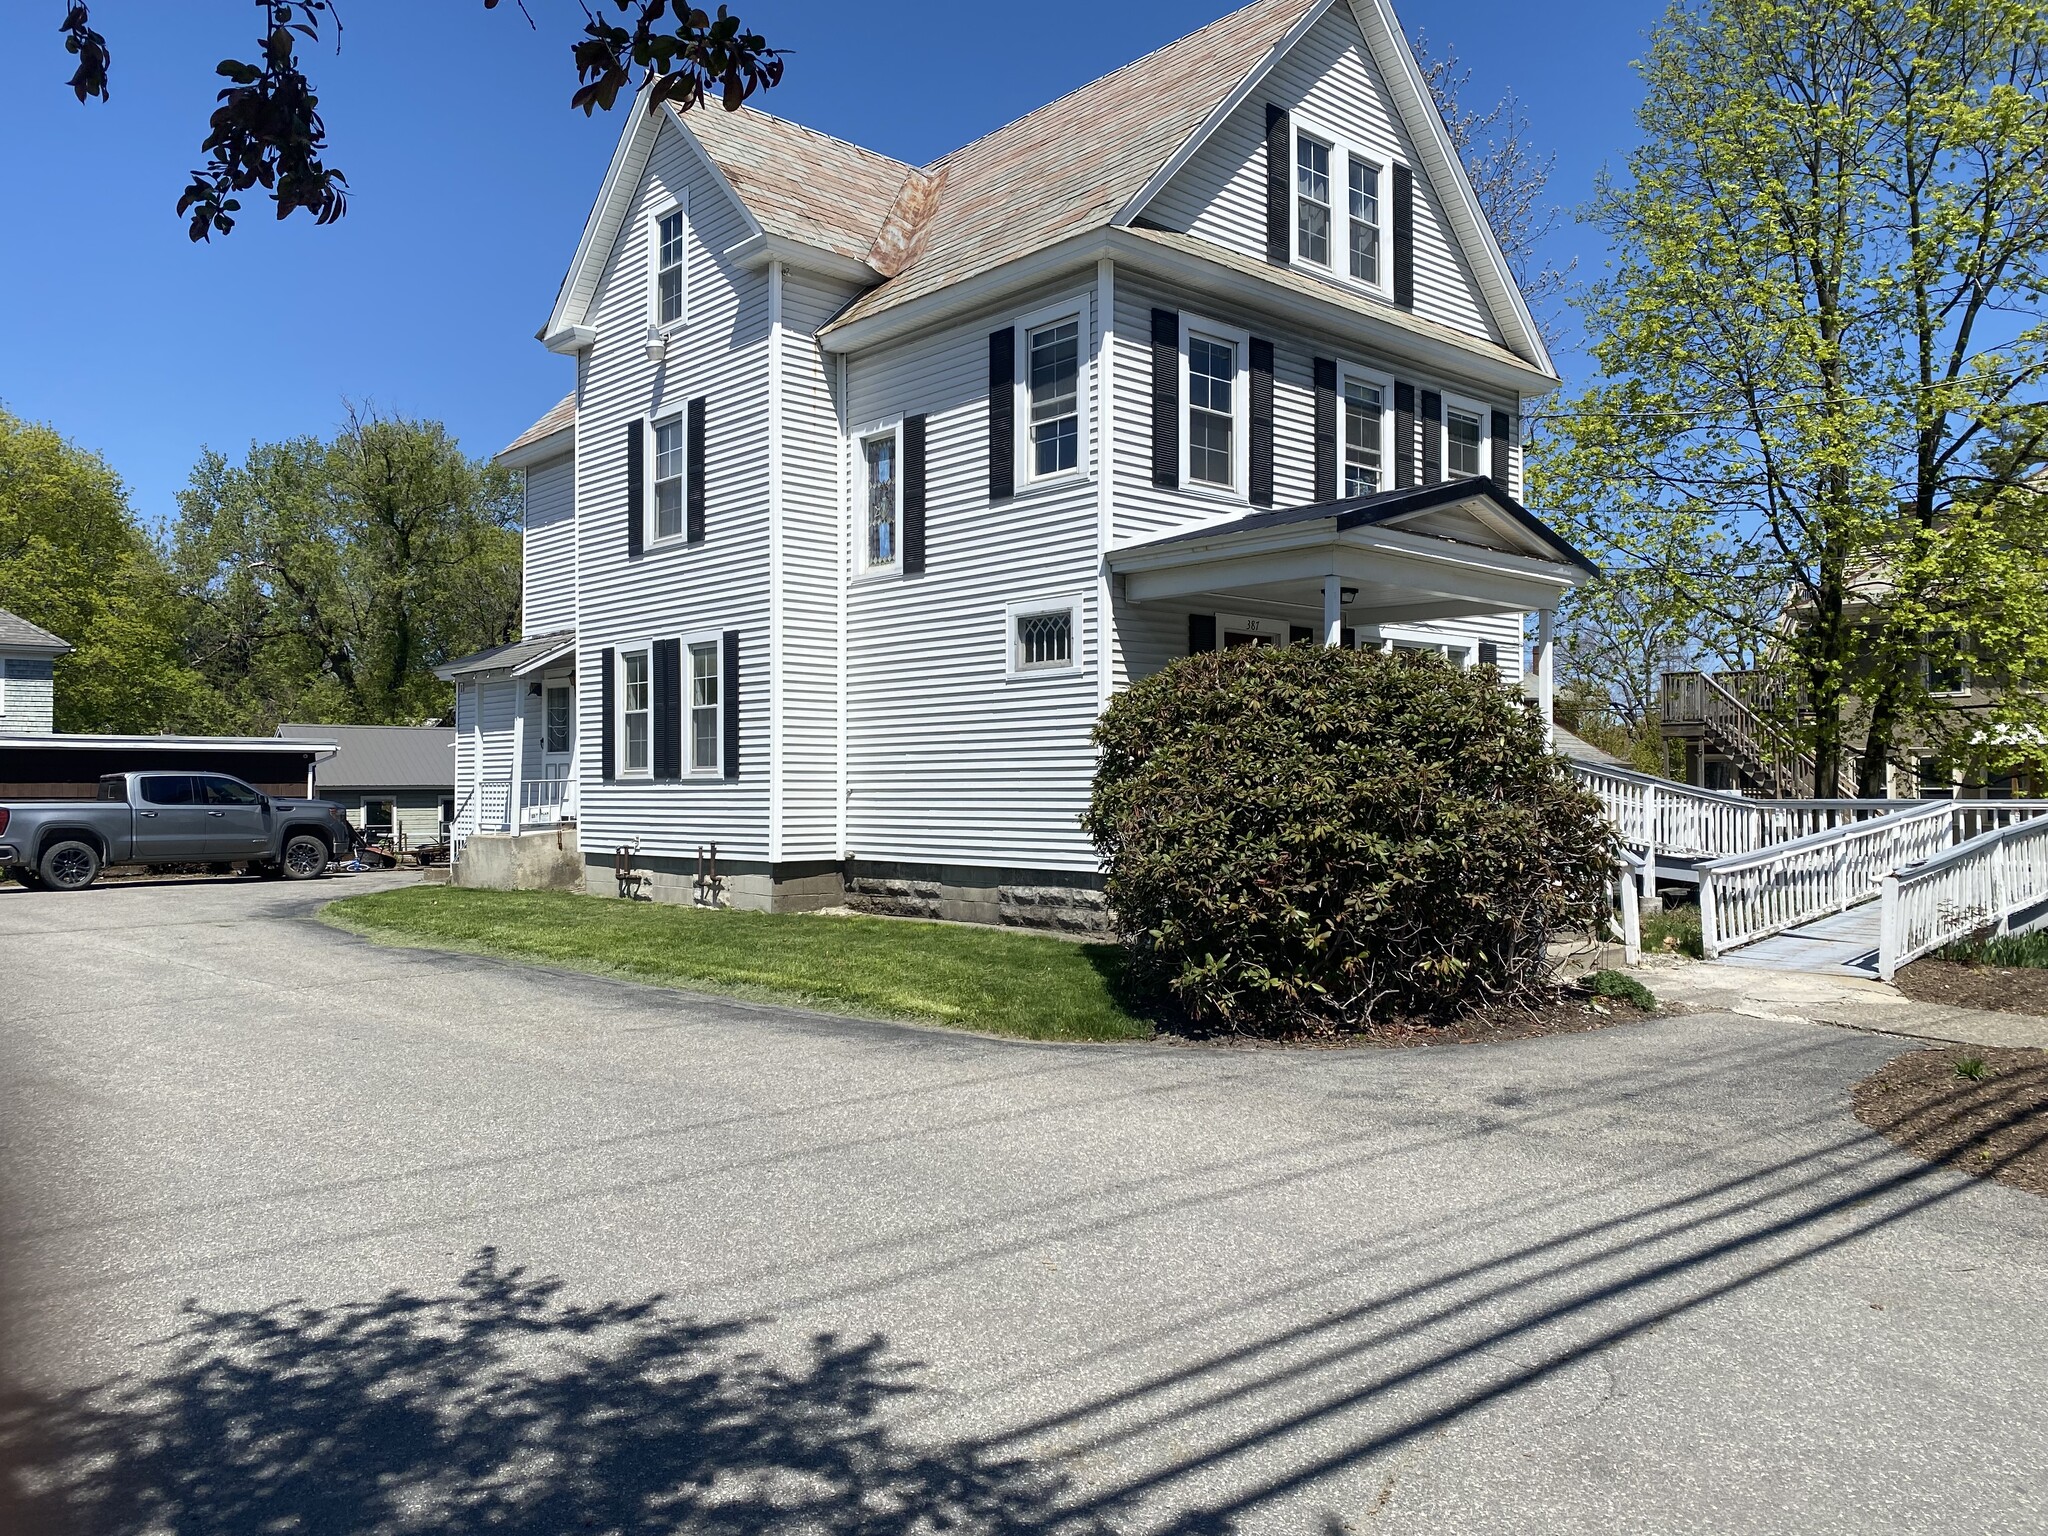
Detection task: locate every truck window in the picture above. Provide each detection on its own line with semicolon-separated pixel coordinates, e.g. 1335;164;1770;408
97;776;129;802
199;776;262;806
138;775;197;806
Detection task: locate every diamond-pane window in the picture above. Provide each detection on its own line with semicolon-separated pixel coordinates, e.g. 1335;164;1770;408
1015;610;1073;671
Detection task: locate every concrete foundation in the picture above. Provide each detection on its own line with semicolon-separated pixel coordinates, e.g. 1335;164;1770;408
454;824;583;892
582;851;845;914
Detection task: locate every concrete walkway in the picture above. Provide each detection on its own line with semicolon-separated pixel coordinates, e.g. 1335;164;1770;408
1715;903;1883;979
1648;954;2048;1049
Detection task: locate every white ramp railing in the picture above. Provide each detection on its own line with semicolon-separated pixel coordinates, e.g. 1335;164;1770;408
1879;810;2048;979
1696;802;1954;958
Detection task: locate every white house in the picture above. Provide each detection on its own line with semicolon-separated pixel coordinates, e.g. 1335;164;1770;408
441;0;1594;927
0;607;70;737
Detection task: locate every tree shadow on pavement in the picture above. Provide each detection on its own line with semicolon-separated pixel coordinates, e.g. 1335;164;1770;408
0;1248;1104;1536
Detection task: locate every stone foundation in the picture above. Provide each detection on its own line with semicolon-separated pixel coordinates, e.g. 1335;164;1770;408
845;859;1110;937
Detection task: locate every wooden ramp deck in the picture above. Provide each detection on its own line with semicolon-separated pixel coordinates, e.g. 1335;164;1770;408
1714;902;1882;979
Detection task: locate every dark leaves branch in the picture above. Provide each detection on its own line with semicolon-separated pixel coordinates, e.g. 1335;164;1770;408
57;1;784;242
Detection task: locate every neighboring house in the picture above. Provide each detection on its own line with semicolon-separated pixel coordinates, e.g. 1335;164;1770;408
442;0;1594;924
0;607;70;737
277;723;457;846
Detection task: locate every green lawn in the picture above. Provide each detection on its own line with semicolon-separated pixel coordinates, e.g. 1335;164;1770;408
322;885;1151;1041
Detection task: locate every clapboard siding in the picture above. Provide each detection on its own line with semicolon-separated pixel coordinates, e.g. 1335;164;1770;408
776;268;863;859
842;279;1104;870
574;118;773;862
1107;269;1525;689
1144;5;1498;344
521;452;576;635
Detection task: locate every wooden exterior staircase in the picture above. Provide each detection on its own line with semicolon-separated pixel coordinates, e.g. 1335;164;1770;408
1660;670;1857;799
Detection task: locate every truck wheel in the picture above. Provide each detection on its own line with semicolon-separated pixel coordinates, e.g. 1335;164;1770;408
280;833;329;881
39;840;103;892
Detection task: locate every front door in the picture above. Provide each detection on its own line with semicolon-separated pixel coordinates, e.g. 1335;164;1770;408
541;679;574;815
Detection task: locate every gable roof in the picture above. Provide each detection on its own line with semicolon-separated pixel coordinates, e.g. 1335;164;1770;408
277;723;456;791
434;629;577;682
0;607;72;655
545;0;1550;375
827;0;1322;328
1121;477;1599;574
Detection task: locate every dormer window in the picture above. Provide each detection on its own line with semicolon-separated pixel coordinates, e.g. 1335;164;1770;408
653;204;686;328
1296;135;1332;267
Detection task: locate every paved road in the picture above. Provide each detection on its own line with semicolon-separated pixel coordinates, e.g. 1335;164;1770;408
2;873;2043;1535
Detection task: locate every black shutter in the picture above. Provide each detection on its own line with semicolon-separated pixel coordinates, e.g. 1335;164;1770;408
686;397;707;543
1420;390;1442;485
1313;357;1338;501
599;648;616;781
1341;626;1356;650
1289;624;1314;646
1491;409;1512;492
652;637;681;780
1189;613;1216;654
1392;164;1415;308
624;420;644;558
1394;382;1416;488
903;412;927;574
1265;104;1291;266
988;328;1015;501
720;629;740;780
1249;337;1275;508
1480;641;1500;668
1151;308;1179;489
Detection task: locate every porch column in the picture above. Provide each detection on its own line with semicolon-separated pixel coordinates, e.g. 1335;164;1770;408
509;681;526;832
1535;607;1556;749
1323;575;1344;647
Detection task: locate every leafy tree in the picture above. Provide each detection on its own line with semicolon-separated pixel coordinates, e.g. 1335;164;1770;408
57;1;783;240
1538;0;2048;796
173;409;521;730
0;407;212;733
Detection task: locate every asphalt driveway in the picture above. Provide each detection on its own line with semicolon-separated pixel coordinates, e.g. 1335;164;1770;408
2;873;2043;1535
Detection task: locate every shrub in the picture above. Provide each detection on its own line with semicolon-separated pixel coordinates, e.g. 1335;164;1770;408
1085;644;1616;1034
1586;968;1657;1011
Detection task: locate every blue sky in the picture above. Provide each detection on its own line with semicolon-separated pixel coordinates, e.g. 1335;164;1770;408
0;0;1658;532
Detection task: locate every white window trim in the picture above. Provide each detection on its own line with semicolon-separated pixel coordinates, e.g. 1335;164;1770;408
681;629;725;776
1335;361;1394;500
851;416;903;577
647;192;689;334
1179;313;1251;502
1014;292;1094;489
646;408;690;548
1358;623;1477;666
1440;392;1494;482
1291;114;1394;302
1005;596;1087;680
616;641;654;779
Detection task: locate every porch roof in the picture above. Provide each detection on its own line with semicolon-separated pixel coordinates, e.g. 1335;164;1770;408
434;629;576;682
1109;479;1596;624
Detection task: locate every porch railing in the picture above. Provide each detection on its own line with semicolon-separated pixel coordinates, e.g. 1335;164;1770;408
519;776;574;827
1879;809;2048;979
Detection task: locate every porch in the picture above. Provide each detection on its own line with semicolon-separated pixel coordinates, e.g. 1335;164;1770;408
1108;479;1598;739
434;628;579;857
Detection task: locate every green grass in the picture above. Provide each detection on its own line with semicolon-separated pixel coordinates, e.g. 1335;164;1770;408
322;885;1152;1042
1935;929;2048;968
1641;904;1704;958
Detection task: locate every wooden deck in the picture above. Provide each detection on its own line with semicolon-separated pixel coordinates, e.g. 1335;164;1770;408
1713;902;1882;979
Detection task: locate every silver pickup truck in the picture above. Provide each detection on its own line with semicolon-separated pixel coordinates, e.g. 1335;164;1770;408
0;771;357;891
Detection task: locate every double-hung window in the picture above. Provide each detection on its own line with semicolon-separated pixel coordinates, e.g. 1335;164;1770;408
1027;317;1080;477
1296;135;1332;267
653;205;686;328
652;415;686;542
688;640;720;771
620;647;651;776
1445;403;1487;479
862;430;898;569
1341;373;1385;497
1347;156;1380;284
1186;331;1238;491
